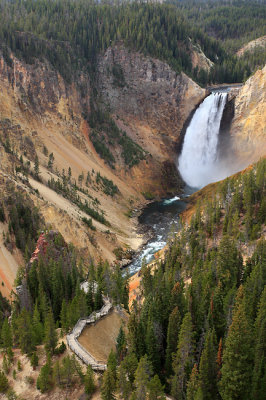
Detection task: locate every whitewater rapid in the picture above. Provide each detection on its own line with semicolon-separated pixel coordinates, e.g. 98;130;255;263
178;92;228;188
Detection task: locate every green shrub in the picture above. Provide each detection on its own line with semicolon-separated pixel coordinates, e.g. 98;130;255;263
82;217;96;231
142;191;155;200
0;370;9;393
54;341;66;355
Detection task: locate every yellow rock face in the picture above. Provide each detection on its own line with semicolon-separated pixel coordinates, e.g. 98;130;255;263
230;65;266;166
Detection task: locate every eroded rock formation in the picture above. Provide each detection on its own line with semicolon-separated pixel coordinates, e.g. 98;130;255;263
230;65;266;166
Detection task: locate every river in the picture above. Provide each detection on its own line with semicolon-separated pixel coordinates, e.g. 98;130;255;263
126;186;194;276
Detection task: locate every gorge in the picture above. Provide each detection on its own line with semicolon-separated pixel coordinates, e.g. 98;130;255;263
127;88;241;274
0;2;265;396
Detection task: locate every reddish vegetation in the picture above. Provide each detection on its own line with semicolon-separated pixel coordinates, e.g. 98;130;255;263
128;273;142;306
29;232;48;264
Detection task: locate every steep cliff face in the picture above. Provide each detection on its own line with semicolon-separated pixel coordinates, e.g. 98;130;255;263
97;45;205;163
229;65;266;166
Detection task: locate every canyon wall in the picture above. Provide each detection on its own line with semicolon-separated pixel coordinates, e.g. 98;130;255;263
0;43;205;295
229;65;266;167
98;44;205;163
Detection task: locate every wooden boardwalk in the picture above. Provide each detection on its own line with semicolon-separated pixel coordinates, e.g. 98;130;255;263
67;290;112;371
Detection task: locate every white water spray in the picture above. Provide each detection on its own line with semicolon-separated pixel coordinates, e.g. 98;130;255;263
178;92;228;188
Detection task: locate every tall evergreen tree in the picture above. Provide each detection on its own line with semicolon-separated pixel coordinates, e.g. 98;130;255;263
44;308;57;355
32;303;43;345
251;287;266;399
60;298;68;333
134;355;153;400
145;316;161;375
171;312;195;400
186;364;201;400
36;355;53;393
1;318;12;349
165;306;181;376
148;374;166;400
107;349;117;384
118;352;138;399
198;328;218;400
116;326;126;362
17;308;34;354
101;368;116;400
84;365;96;399
219;286;254;400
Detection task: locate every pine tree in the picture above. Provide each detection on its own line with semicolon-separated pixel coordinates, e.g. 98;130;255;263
251;287;266;399
1;318;12;349
94;286;103;309
165;306;181;376
107;349;117;384
30;352;39;370
118;352;138;399
145;316;161;375
134;355;153;400
0;370;9;393
2;354;10;374
32;303;43;345
86;283;94;313
171;312;195;400
60;355;76;387
17;309;35;354
84;365;96;398
198;328;218;400
187;364;201;400
53;360;62;387
6;348;13;365
48;153;54;170
127;307;145;358
116;326;126;362
219;287;254;400
36;356;53;393
60;298;68;333
44;308;57;355
101;368;115;400
34;156;40;179
216;338;223;381
148;374;166;400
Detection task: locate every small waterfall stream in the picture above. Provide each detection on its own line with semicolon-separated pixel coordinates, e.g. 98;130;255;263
178;92;227;188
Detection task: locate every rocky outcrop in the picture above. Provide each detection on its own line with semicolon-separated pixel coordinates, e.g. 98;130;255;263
229;65;266;166
97;44;205;163
237;35;266;57
189;41;214;72
0;50;90;117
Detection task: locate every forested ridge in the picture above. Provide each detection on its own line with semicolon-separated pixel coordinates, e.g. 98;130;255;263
100;158;266;399
0;0;265;85
169;0;266;52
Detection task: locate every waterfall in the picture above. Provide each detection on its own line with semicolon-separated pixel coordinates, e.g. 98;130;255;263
178;92;228;188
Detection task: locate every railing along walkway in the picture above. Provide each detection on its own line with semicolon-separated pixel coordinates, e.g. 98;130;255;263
67;295;112;371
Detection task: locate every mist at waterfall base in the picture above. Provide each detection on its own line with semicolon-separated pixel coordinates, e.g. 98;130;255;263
178;92;233;189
